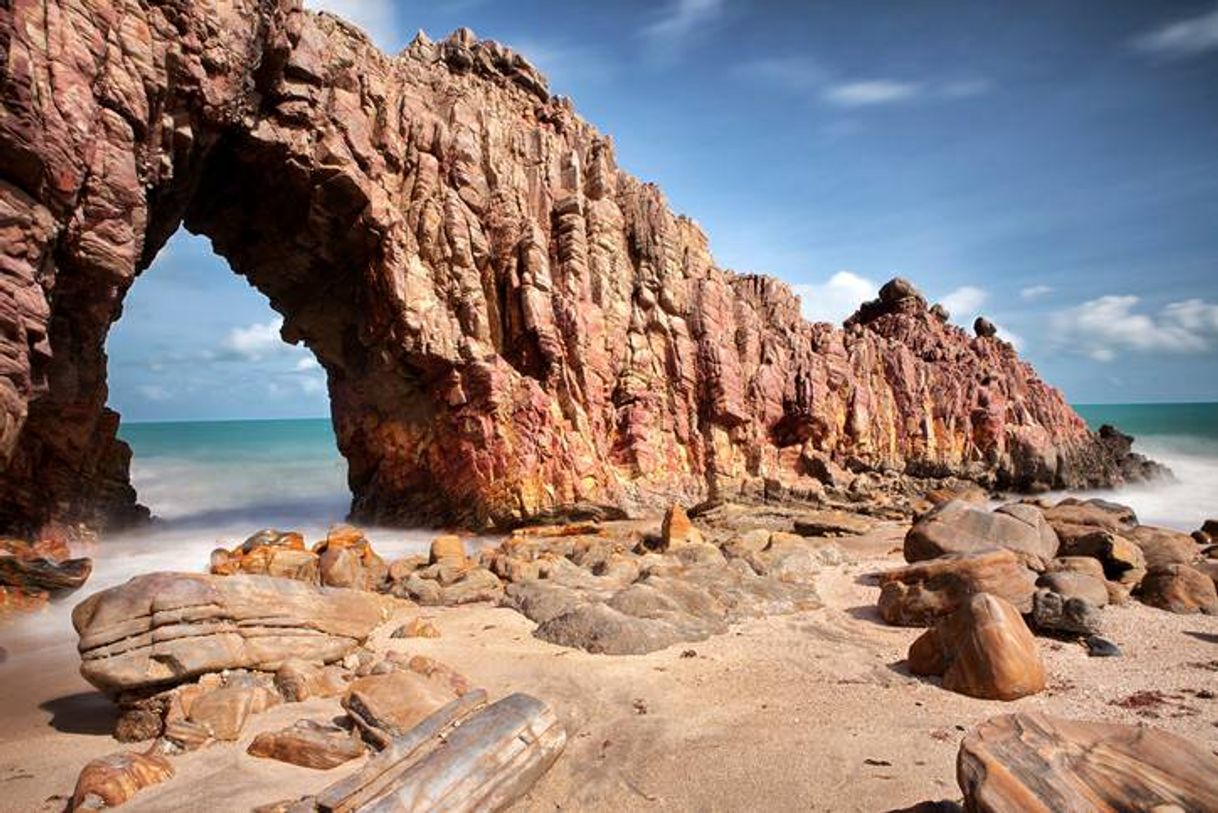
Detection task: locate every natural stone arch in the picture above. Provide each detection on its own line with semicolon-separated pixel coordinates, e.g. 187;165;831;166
0;0;1146;534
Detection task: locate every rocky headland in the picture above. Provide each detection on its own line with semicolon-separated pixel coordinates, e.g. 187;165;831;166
1;1;1214;811
0;0;1163;537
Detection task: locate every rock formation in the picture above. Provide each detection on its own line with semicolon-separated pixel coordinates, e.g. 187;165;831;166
0;0;1162;532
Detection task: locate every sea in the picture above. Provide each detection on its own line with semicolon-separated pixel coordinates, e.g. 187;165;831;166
0;404;1214;721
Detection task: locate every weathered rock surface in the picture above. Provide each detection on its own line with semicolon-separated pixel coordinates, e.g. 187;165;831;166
0;0;1162;533
73;572;393;693
905;501;1058;568
957;713;1218;812
71;751;173;811
247;719;365;769
1028;588;1102;637
1137;564;1218;615
877;549;1036;627
908;593;1046;701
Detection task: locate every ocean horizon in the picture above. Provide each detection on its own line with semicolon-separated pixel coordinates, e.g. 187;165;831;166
116;401;1218;534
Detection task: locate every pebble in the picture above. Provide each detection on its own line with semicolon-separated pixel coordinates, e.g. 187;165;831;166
1084;635;1122;658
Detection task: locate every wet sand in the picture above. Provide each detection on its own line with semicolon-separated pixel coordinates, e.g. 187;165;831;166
2;524;1217;812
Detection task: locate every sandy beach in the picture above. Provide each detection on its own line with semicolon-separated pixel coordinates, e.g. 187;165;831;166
3;522;1216;812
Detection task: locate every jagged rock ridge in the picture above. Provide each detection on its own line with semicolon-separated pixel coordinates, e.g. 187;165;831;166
0;0;1157;531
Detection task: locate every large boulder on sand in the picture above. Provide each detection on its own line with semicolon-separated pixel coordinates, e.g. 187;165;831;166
1138;564;1218;615
73;573;394;693
905;501;1058;569
878;549;1036;627
908;593;1046;701
957;712;1218;812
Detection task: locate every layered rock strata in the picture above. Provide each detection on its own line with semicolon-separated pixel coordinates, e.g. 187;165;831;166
0;0;1159;531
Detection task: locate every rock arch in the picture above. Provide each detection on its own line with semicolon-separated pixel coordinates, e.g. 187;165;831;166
0;0;1148;533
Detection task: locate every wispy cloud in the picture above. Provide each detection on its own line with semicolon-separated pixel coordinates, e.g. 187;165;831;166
1050;294;1218;361
218;320;286;362
505;38;615;87
792;271;878;325
137;384;173;403
823;80;922;107
1133;5;1218;58
641;0;724;60
938;285;988;319
736;56;992;110
1020;284;1054;300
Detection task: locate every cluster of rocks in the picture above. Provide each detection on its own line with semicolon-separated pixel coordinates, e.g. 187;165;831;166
68;570;564;811
876;494;1218;700
204;505;856;657
0;524;94;613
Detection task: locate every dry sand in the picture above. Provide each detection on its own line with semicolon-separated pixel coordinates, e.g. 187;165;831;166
2;523;1217;812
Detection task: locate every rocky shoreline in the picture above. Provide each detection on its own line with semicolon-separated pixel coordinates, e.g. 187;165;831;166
2;488;1216;810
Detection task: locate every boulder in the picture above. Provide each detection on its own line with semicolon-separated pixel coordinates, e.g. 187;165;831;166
1058;531;1145;599
71;751;173;811
342;671;458;746
904;501;1058;569
908;593;1045;701
73;573;393;693
392;617;441;639
1039;498;1137;543
973;317;997;338
1035;571;1108;608
429;535;467;565
878;549;1036;627
1028;589;1102;637
209;530;319;583
957;712;1218;812
661;504;703;549
274;659;349;702
1138;564;1218;614
1128;525;1197;569
0;552;92;592
247;719;366;769
188;677;279;741
316;528;387;591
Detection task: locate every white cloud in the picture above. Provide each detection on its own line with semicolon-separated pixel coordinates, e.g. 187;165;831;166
138;384;172;402
1050;294;1218;362
299;376;327;395
294;357;322;372
1133;5;1218;58
1020;284;1054;300
219;319;285;362
641;0;724;56
305;0;399;49
938;285;989;319
792;271;878;325
995;325;1024;351
823;80;922;107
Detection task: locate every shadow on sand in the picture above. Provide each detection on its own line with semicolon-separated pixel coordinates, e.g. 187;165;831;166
40;691;117;736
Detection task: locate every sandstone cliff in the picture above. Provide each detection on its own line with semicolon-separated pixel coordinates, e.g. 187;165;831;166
0;0;1156;531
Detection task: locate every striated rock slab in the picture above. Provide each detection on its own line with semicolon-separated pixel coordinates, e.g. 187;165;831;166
247;719;365;770
0;0;1162;533
71;751;173;811
878;549;1036;627
957;713;1218;812
73;572;394;693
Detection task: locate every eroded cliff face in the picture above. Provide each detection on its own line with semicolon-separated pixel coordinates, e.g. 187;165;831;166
0;0;1154;532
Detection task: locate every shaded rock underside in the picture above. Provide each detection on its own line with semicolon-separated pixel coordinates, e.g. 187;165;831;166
0;0;1155;532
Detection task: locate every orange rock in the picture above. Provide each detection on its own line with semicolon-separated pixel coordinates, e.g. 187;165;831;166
71;751;173;811
342;671;457;742
429;534;467;564
909;592;1046;701
660;505;703;549
247;719;365;769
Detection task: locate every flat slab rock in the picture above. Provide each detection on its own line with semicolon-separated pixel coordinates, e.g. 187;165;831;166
958;712;1218;812
73;572;395;693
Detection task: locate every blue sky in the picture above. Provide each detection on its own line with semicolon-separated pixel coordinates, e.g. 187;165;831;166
107;0;1218;420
